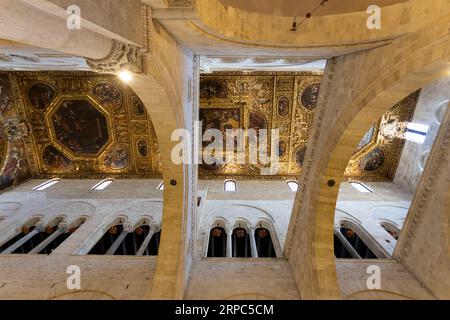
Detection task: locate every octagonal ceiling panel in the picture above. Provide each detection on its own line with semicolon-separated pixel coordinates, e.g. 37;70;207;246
50;98;110;157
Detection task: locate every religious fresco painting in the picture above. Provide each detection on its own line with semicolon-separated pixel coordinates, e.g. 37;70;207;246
52;99;110;155
277;96;290;117
295;147;307;167
199;107;241;172
200;79;227;99
92;82;123;112
0;74;14;117
137;139;149;157
132;95;146;117
42;145;72;170
104;145;129;170
299;82;321;111
0;73;32;191
27;82;56;110
358;147;385;171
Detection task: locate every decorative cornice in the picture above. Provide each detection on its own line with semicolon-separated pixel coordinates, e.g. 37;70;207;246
86;40;144;74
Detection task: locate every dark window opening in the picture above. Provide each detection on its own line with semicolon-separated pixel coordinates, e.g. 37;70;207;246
339;227;377;259
207;227;226;257
147;230;161;256
0;225;36;253
88;224;124;255
255;228;276;257
334;234;353;258
232;228;251;258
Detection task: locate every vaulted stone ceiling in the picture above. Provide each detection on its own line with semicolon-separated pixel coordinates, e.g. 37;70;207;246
220;0;408;17
0;71;418;190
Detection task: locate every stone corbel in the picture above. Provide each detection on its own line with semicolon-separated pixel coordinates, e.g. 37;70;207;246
86;40;144;74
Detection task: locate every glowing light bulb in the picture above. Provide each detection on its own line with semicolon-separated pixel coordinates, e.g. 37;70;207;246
118;70;132;82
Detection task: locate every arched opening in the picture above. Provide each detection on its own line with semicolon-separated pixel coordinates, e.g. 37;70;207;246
88;224;124;255
35;218;86;255
381;222;400;240
0;217;65;254
336;226;376;259
232;227;251;258
113;225;160;256
207;227;227;257
254;228;276;258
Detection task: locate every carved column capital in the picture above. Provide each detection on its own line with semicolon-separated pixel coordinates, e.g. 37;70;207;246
86;40;144;74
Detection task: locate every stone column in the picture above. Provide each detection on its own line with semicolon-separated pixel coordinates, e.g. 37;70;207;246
225;227;232;258
249;227;258;258
136;226;156;256
334;227;361;259
105;224;132;255
0;223;44;254
28;224;67;254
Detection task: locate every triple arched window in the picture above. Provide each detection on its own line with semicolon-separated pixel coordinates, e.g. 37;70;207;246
88;222;161;256
207;221;278;258
0;217;85;255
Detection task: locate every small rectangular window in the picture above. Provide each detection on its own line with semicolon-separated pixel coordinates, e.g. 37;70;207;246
224;180;236;192
92;179;113;191
33;179;61;191
287;181;299;192
405;122;429;144
350;182;373;193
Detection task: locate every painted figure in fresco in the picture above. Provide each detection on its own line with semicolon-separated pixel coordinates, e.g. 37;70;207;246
295;147;307;167
200;80;226;99
104;146;129;170
0;142;31;190
0;74;14;115
276;141;286;157
93;82;123;111
42;145;72;170
300;83;321;111
277;96;290;117
132;96;146;117
358;147;385;171
137;140;148;157
52;100;109;155
27;82;56;110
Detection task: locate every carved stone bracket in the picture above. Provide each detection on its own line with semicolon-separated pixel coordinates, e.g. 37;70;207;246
86;40;144;74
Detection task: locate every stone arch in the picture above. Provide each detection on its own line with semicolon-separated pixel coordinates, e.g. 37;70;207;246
337;219;388;259
75;214;129;255
285;21;450;299
254;218;283;258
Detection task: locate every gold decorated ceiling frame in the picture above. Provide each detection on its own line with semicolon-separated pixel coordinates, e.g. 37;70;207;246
9;72;163;180
198;72;419;181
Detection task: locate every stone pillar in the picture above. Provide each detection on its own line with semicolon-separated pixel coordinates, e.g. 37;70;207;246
136;226;156;256
249;227;258;258
105;224;132;255
225;227;232;258
0;223;44;254
28;224;66;254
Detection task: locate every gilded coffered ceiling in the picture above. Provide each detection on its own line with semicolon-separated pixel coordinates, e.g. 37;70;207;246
199;72;418;181
0;71;417;189
3;72;162;182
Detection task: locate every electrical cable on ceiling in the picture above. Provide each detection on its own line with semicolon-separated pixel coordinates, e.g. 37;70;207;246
291;0;329;32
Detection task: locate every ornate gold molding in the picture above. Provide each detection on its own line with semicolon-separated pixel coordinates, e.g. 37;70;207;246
86;40;144;74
